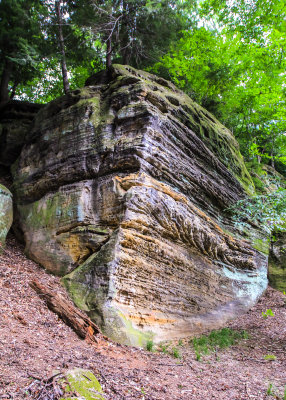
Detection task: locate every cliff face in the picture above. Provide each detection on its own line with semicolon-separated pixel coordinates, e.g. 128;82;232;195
13;65;268;345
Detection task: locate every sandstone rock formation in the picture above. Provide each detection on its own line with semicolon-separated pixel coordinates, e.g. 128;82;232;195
0;184;13;251
13;65;268;346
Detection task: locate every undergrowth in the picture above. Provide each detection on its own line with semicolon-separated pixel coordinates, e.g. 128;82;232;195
146;340;154;352
191;328;248;361
266;382;286;399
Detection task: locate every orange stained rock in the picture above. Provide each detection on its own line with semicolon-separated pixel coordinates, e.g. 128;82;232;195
59;234;90;263
126;312;176;326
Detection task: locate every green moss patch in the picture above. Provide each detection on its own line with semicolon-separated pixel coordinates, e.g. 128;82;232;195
60;368;105;400
268;262;286;292
252;237;270;255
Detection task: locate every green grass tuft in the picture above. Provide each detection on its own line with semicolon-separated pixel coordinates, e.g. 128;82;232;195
146;339;154;352
191;328;248;360
172;347;181;359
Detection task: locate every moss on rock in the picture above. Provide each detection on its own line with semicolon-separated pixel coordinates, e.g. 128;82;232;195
59;368;105;400
268;231;286;291
268;262;286;292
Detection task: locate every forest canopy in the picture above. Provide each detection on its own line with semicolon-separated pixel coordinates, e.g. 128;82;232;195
0;0;285;173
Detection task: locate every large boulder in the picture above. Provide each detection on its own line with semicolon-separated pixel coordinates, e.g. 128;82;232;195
0;184;13;251
13;65;268;346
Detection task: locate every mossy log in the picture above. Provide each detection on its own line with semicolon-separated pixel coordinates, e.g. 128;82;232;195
30;279;103;342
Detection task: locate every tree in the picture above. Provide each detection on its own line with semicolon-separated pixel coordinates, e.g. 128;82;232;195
0;0;44;103
83;0;189;69
2;0;191;101
55;0;70;94
14;0;103;102
154;0;286;169
41;0;97;95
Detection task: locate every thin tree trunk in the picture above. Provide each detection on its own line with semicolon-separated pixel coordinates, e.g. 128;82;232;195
0;59;12;104
55;0;70;94
121;0;130;65
106;35;112;69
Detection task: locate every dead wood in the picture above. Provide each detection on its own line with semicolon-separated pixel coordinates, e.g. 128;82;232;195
30;279;102;342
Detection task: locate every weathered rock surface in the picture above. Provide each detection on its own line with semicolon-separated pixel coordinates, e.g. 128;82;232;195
13;65;268;345
269;232;286;292
0;100;43;170
0;184;13;251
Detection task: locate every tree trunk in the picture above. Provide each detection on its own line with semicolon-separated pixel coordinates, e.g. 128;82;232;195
55;0;70;94
0;59;12;104
30;279;104;342
106;36;112;69
121;0;130;65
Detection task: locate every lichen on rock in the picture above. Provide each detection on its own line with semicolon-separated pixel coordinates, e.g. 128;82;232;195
13;65;268;345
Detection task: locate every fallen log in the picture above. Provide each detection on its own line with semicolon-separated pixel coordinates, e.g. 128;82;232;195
30;279;103;342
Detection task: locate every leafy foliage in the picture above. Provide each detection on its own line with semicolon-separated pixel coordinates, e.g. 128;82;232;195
153;0;286;168
262;309;275;319
0;0;45;101
81;0;189;68
1;0;285;181
228;188;286;234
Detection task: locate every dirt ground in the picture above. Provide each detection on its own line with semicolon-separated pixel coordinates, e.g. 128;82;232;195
0;234;285;400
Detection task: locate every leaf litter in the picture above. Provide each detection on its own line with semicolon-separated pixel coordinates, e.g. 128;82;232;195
0;234;285;399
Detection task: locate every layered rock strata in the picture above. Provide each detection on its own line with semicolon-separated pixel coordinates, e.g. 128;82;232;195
13;65;268;345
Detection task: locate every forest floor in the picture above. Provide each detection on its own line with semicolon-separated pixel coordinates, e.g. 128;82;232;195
0;234;286;400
